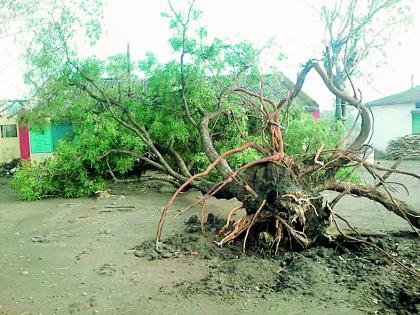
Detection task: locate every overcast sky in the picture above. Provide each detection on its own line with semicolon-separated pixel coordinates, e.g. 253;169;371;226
0;0;419;110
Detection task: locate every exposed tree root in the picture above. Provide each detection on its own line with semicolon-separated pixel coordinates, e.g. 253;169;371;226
243;199;267;253
154;50;420;281
330;206;420;280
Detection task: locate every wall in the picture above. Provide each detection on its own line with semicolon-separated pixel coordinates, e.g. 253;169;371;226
370;103;414;152
0;116;20;164
30;152;54;163
29;122;73;163
311;109;320;120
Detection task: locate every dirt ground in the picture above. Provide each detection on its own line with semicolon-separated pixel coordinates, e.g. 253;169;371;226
0;160;419;314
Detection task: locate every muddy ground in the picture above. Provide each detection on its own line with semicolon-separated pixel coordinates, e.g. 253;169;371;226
0;160;419;314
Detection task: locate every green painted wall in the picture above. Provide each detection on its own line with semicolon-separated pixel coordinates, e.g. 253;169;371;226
52;123;73;150
30;125;53;153
413;113;420;134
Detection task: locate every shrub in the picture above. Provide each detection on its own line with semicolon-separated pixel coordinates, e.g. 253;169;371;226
11;144;104;201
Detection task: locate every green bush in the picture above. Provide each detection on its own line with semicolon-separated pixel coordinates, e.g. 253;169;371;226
283;109;345;158
11;144;104;201
334;166;361;183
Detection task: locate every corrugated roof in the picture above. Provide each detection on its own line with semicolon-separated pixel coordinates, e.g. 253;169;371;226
101;72;320;112
0;99;26;117
231;73;319;112
368;86;420;106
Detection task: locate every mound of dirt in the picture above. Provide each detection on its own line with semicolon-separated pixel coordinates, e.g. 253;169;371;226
134;214;420;314
132;213;240;261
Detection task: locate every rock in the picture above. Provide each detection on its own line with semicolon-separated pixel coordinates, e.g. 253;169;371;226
31;235;48;243
104;229;111;235
97;263;117;276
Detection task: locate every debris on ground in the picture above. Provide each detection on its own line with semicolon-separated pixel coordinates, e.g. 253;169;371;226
386;135;420;160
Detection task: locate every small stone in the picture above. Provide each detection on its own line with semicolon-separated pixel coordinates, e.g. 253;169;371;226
81;292;87;296
31;235;48;243
104;229;111;235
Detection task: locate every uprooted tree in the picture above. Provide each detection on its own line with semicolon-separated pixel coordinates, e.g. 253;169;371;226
15;0;419;268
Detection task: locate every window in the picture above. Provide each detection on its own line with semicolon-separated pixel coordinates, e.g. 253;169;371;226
413;113;420;134
1;124;18;138
416;102;420;109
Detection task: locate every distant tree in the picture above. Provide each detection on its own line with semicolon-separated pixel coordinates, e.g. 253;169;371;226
320;0;412;120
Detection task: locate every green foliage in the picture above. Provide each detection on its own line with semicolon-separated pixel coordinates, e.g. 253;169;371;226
334;167;361;183
12;109;147;200
283;109;345;158
16;0;358;201
11;144;104;201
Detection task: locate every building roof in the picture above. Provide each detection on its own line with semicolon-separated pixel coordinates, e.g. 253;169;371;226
231;73;319;112
101;72;320;112
368;86;420;107
0;99;27;117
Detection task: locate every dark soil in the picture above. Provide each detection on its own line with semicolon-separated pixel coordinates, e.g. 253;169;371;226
1;161;419;314
135;214;420;315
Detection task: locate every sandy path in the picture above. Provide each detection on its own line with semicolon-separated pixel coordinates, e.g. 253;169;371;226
0;160;418;314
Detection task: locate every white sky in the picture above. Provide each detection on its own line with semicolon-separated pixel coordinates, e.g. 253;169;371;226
0;0;419;110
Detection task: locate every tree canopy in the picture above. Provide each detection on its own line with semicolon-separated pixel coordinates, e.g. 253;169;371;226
8;0;419;267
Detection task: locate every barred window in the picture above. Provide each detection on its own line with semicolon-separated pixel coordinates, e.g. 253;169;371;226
1;124;18;138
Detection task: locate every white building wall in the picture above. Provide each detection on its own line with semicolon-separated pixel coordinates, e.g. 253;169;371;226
0;116;20;164
370;103;414;152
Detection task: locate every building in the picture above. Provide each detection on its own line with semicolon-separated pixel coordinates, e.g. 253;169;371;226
0;71;318;165
0;115;21;164
215;73;320;118
0;100;27;164
28;122;73;162
0;99;73;164
368;86;420;152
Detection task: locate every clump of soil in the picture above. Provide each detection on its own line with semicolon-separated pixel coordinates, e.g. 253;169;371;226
134;214;420;314
132;213;239;261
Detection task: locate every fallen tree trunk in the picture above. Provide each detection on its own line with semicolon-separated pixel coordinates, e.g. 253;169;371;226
319;181;420;230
